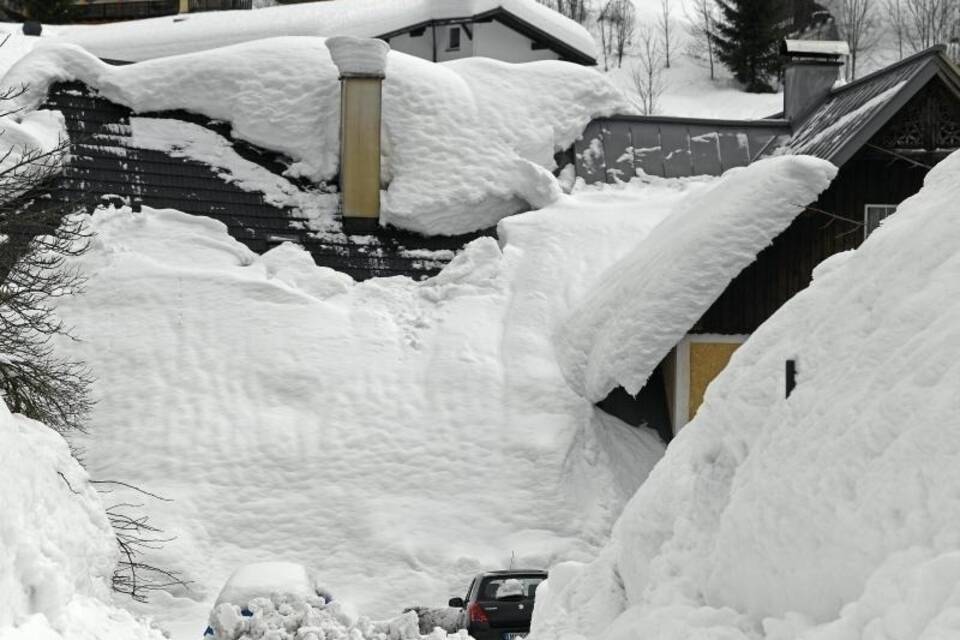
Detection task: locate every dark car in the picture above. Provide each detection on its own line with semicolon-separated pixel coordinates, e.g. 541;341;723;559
447;570;548;640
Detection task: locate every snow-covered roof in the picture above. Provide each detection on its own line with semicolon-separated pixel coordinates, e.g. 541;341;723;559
45;0;597;64
783;46;960;166
575;46;960;185
555;155;837;402
3;38;628;235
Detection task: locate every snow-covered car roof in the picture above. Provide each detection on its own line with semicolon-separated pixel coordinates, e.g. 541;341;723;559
45;0;597;64
215;562;332;608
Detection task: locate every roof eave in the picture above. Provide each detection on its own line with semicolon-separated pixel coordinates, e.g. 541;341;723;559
473;7;597;65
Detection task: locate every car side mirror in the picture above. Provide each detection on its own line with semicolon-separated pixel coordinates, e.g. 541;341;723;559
448;597;464;608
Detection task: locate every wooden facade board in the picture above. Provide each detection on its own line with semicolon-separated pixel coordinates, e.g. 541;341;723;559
574;120;606;184
660;125;692;178
688;126;722;176
601;120;635;183
631;125;663;177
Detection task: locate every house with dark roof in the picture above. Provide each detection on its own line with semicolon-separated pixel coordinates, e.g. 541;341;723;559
580;42;960;442
23;33;960;441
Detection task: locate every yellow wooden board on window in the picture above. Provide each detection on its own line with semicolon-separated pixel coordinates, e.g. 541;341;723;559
688;342;741;422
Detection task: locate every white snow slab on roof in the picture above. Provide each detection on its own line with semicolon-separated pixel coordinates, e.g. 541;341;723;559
3;38;630;234
554;155;837;402
532;150;960;640
45;0;597;63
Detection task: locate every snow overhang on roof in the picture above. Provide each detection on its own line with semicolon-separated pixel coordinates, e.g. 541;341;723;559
47;0;598;65
782;39;850;58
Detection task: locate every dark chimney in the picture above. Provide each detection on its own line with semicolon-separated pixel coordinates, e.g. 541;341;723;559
781;39;849;121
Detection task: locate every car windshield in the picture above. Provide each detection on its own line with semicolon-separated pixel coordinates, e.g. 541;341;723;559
479;576;545;601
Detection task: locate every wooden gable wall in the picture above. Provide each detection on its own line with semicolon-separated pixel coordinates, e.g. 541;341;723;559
692;76;958;335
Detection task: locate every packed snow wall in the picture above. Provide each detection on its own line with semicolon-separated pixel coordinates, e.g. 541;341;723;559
0;402;163;639
532;150;960;640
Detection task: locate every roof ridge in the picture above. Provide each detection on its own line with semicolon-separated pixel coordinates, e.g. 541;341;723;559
829;45;946;97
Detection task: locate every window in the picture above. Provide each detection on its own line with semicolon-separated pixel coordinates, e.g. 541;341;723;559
479;576;545;601
864;204;897;238
447;27;461;51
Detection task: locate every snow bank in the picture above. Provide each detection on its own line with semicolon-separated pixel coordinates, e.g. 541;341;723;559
208;594;462;640
555;156;837;402
0;402;162;639
50;181;686;637
44;0;596;63
3;38;631;234
530;150;960;640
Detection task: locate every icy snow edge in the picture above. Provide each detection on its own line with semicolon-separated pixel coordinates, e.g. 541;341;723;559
554;155;837;401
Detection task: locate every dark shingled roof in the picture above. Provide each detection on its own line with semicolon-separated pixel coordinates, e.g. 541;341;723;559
44;81;492;282
782;45;960;166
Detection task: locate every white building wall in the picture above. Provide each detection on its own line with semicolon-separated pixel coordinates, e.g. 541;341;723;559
435;24;474;62
388;29;435;61
473;20;560;63
387;20;561;64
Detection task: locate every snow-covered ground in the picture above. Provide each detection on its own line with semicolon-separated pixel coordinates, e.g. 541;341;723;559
44;178;701;638
530;149;960;640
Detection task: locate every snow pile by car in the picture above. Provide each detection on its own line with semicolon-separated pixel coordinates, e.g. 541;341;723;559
205;562;460;640
530;150;960;640
2;37;632;234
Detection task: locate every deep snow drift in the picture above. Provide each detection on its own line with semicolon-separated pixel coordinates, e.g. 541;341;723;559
531;150;960;640
49;178;696;638
3;38;632;234
556;156;837;402
0;403;163;640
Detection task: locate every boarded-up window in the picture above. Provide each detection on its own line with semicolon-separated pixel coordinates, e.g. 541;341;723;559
688;341;742;421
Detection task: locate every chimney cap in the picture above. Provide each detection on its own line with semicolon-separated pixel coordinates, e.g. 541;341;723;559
781;39;850;59
327;36;390;79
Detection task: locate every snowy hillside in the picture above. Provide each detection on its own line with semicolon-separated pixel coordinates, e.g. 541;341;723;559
530;149;960;640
